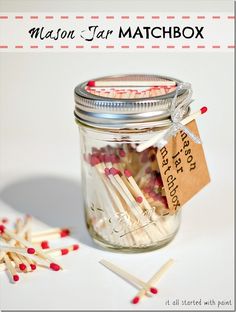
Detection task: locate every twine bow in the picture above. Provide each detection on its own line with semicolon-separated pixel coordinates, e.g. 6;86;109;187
137;82;201;152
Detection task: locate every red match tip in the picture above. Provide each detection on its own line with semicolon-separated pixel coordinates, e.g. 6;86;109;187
13;274;19;282
99;154;105;162
104;154;111;163
132;296;140;304
119;149;126;157
90;155;100;167
73;244;79;251
50;263;61;271
104;167;110;176
200;106;207;114
124;169;132;178
27;247;35;254
60;229;70;237
109;167;120;176
136;196;143;204
30;264;37;270
41;240;49;249
0;224;5;234
110;154;120;164
19;263;26;271
1;218;8;223
87;80;95;87
150;287;158;294
61;248;69;256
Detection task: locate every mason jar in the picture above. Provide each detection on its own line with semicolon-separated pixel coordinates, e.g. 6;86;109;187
74;74;190;252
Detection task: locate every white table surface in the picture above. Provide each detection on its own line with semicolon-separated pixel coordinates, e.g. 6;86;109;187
0;0;234;308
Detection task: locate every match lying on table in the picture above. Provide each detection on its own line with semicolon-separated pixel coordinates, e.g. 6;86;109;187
100;259;158;295
132;259;174;304
0;216;80;283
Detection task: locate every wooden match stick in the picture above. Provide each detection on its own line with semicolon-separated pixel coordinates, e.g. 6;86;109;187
36;240;50;249
90;153;137;246
3;253;19;282
90;155;125;245
87;80;176;87
136;106;208;152
0;261;10;272
15;217;24;232
100;259;158;295
44;244;79;257
0;219;25;268
0;251;5;262
31;228;71;238
110;168;162;242
0;245;36;255
16;253;32;272
132;259;174;304
102;166;141;246
31;232;70;243
8;252;27;272
124;169;166;236
105;167;151;244
15;217;35;271
25;215;32;242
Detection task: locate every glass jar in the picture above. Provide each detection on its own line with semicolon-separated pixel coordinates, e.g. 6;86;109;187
74;74;190;252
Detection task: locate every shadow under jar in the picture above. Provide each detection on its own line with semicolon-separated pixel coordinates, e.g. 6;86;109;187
74;74;190;252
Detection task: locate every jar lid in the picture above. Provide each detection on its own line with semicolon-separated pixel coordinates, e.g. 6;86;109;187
74;74;190;129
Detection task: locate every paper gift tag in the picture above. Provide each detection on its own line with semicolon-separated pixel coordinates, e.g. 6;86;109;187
156;120;210;212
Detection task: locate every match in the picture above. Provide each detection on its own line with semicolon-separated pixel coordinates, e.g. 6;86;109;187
100;259;158;295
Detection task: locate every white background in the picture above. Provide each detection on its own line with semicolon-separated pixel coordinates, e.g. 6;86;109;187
0;0;234;310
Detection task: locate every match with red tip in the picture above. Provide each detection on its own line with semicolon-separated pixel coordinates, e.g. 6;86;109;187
73;244;79;251
41;240;50;249
60;229;70;237
13;274;19;282
104;154;111;163
30;264;37;270
119;149;126;157
0;224;6;234
90;155;101;167
104;167;110;176
50;263;61;271
136;196;143;204
110;154;120;164
124;169;132;178
61;248;69;256
110;167;121;176
27;247;35;254
19;263;27;271
87;80;95;87
200;106;208;114
150;287;158;294
132;296;140;304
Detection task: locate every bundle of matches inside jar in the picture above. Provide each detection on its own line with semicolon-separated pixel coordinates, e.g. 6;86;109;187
0;216;79;283
86;144;176;248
